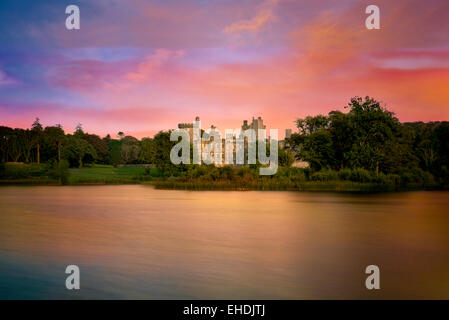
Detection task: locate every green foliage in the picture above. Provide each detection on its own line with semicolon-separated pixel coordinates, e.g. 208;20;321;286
63;135;97;168
348;168;373;183
107;139;122;167
140;137;156;163
299;130;334;171
278;148;295;167
397;167;436;187
439;166;449;188
296;115;329;135
1;163;30;179
152;131;178;176
83;134;109;163
0;162;50;181
337;168;352;181
46;159;70;185
67;165;156;184
120;136;141;164
286;96;449;189
310;170;338;182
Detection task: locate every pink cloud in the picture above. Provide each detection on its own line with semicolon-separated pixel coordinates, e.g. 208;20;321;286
126;49;185;83
224;0;280;37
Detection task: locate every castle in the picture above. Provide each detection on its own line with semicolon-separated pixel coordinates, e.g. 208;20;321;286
176;116;296;166
178;116;291;141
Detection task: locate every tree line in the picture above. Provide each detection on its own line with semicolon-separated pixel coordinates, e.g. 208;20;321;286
285;96;449;187
1;96;448;188
0;119;162;168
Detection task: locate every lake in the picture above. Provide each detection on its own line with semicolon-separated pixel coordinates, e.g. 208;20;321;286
0;185;448;299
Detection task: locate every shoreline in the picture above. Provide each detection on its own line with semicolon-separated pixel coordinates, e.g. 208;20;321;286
0;178;443;193
1;163;445;193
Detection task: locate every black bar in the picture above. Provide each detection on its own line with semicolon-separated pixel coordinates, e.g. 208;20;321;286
2;300;448;319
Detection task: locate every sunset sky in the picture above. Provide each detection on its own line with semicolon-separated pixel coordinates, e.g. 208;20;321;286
0;0;448;138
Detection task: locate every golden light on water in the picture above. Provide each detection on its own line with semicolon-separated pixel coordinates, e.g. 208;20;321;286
1;186;449;299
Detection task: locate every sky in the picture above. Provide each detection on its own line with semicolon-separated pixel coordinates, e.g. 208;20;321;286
0;0;448;138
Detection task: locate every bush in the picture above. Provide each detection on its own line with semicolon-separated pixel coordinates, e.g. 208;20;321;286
0;162;5;178
28;164;47;177
219;165;235;180
237;165;256;178
2;163;30;179
439;166;449;188
373;172;400;188
286;167;307;182
398;167;436;187
338;168;352;181
278;148;295;167
46;160;71;185
310;170;338;181
349;168;373;183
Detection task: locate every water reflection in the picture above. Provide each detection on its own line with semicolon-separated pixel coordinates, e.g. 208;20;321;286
0;186;448;299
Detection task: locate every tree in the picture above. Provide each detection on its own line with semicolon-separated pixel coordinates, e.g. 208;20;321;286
139;137;156;163
84;133;109;163
300;129;335;171
0;126;13;162
290;96;404;174
296;115;329;135
285;133;305;159
107;139;122;167
152;131;178;175
432;122;449;185
120;136;141;163
63;135;97;168
278;147;295;167
44;125;65;162
22;129;33;163
9;129;27;162
328;110;353;169
344;96;400;174
75;123;84;136
31;118;43;164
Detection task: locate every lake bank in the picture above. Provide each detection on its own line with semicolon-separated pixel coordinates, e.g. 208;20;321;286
0;177;441;193
0;163;443;193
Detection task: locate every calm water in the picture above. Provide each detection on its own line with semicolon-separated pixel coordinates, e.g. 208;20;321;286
0;185;448;299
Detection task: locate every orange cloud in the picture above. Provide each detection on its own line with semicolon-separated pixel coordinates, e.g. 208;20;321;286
224;0;280;37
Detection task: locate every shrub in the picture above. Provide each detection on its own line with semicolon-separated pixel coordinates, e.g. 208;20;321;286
310;170;338;181
0;162;5;178
219;165;235;180
3;163;30;179
398;167;436;187
439;166;449;188
349;168;373;183
287;168;307;182
385;173;400;187
46;160;71;185
237;165;253;177
28;164;47;177
338;168;352;181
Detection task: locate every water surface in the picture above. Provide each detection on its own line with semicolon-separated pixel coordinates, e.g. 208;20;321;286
1;185;448;299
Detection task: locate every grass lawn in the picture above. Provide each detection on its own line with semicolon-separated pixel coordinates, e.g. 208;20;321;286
69;165;160;184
